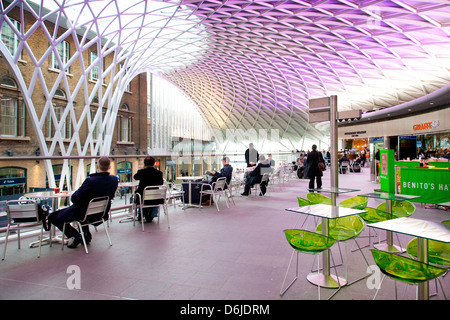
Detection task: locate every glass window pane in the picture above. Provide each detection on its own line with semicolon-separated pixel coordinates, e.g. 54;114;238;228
1;19;20;57
1;97;17;136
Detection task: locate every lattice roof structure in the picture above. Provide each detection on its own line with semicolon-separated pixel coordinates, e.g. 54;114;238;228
2;0;450;156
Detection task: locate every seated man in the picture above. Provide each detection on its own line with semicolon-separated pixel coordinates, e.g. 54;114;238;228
202;157;233;205
339;152;350;165
339;152;350;174
205;156;233;187
134;156;164;222
241;155;271;196
48;156;118;248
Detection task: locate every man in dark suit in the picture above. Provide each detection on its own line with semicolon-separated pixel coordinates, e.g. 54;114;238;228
134;156;164;222
206;156;233;187
48;156;118;248
245;143;259;167
241;155;271;196
306;144;324;190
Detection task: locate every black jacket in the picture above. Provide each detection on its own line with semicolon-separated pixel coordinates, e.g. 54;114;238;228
306;150;324;178
247;162;271;186
245;148;259;167
134;166;164;205
69;172;118;221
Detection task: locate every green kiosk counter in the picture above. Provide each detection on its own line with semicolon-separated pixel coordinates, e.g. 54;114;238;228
396;161;450;204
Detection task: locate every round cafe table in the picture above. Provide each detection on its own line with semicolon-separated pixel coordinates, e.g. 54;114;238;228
176;176;204;208
24;191;73;248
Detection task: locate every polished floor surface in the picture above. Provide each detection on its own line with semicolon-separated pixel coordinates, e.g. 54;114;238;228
0;166;448;301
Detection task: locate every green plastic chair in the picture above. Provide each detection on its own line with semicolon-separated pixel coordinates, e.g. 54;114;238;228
294;197;314;229
316;216;369;283
443;220;450;226
339;196;368;210
406;238;450;267
280;229;340;300
297;197;311;207
316;216;365;241
359;207;403;249
306;192;331;205
371;249;448;300
359;207;398;224
376;200;416;218
407;238;450;299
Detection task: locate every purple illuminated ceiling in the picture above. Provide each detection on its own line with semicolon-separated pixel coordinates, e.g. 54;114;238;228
165;0;450;140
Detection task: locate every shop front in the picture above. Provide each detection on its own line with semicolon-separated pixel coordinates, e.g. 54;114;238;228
0;167;26;197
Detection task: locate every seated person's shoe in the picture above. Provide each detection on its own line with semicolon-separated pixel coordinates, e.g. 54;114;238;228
67;234;83;248
84;232;92;244
144;213;154;222
241;192;249;196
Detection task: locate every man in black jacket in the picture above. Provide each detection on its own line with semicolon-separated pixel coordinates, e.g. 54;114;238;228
306;144;324;190
48;156;118;248
245;143;259;167
134;156;164;222
241;155;271;196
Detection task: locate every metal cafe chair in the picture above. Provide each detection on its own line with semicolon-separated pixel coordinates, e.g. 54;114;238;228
251;173;270;197
166;181;185;210
199;177;229;212
2;199;46;260
61;196;111;254
339;161;350;174
135;185;169;231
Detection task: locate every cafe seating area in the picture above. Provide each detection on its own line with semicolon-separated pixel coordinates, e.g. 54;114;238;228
0;168;448;300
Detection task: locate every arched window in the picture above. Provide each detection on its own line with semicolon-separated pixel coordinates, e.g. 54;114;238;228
55;88;66;98
1;76;17;88
47;88;72;139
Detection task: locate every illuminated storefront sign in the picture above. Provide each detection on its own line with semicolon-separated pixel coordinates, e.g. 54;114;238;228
412;120;439;131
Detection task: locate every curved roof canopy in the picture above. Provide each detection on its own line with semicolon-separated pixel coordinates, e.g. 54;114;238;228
6;0;450;144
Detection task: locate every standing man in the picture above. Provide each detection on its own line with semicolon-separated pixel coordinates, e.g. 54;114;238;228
134;156;164;222
306;144;324;190
268;153;275;169
361;147;367;167
48;156;118;248
245;143;259;167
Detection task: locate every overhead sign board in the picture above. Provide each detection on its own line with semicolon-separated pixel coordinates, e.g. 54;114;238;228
308;97;331;123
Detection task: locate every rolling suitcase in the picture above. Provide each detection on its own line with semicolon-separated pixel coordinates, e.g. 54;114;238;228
182;182;211;204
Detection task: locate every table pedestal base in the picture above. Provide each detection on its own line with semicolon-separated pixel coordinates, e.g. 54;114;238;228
119;215;134;223
307;272;347;288
29;235;65;248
